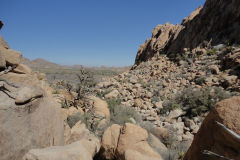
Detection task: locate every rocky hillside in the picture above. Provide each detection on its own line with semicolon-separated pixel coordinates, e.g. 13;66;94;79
1;0;240;159
135;0;240;64
95;0;240;159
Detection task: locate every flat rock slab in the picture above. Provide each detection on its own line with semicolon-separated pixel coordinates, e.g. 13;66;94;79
15;86;43;105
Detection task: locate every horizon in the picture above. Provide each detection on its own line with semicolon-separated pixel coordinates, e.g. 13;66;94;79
0;0;206;67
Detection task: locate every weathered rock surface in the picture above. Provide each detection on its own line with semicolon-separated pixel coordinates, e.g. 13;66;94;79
100;123;163;160
24;121;101;160
13;64;32;74
65;121;100;146
184;96;240;160
135;0;240;63
0;27;64;160
15;86;43;104
100;124;122;160
23;140;98;160
135;23;177;64
91;96;110;120
0;96;64;160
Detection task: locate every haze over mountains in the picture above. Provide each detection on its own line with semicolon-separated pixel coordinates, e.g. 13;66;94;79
22;57;130;71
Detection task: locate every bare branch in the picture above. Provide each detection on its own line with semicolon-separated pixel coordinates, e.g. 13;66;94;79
216;121;240;142
202;150;233;160
0;65;16;76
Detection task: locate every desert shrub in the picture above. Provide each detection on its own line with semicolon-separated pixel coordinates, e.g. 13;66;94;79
177;87;232;117
52;90;60;94
160;87;233;117
61;100;69;109
160;100;180;115
67;112;83;128
226;46;233;52
107;98;142;125
66;111;96;131
139;121;155;134
151;96;160;103
194;76;206;85
160;141;190;160
177;87;231;117
96;90;104;98
207;48;217;55
96;89;111;99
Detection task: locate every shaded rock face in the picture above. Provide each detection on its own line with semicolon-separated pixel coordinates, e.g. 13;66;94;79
0;21;3;30
135;0;240;64
184;96;240;160
0;26;64;160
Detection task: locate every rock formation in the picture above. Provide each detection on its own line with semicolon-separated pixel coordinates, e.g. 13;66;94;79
99;123;163;160
0;22;64;160
135;0;240;64
184;96;240;160
23;121;101;160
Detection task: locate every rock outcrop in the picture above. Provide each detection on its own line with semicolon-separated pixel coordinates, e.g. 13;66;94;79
99;123;163;160
0;22;64;160
135;23;178;64
135;0;240;64
184;96;240;160
23;121;100;160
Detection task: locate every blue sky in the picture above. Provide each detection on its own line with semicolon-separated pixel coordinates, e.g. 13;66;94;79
0;0;205;66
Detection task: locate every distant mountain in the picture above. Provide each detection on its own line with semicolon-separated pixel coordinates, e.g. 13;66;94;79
21;57;130;71
21;58;61;69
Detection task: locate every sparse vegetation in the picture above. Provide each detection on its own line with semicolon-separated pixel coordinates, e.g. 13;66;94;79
66;111;100;134
160;100;180;115
158;141;190;160
61;100;69;109
160;87;234;118
67;112;83;128
96;90;111;99
52;90;60;94
107;98;142;125
207;48;217;55
194;76;206;85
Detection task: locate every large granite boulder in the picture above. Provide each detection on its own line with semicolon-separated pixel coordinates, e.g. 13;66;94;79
184;96;240;160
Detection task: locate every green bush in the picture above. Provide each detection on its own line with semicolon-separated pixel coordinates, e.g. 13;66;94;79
160;87;233;118
67;112;82;128
194;77;206;85
151;96;160;103
176;87;232;117
61;100;69;109
107;98;142;125
53;90;60;94
226;46;233;52
96;89;111;98
207;48;217;55
67;112;92;128
160;101;180;115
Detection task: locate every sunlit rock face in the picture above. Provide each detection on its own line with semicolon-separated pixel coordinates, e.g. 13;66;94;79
135;0;240;64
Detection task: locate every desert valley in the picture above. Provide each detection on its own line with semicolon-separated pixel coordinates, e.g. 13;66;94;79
1;0;240;160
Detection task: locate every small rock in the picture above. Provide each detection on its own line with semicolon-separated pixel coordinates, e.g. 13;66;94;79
105;89;119;99
154;101;163;109
134;98;142;108
168;109;184;120
182;131;194;141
